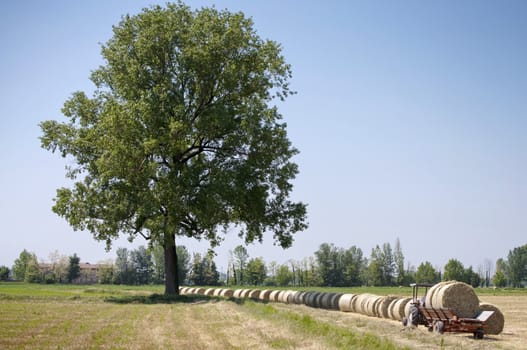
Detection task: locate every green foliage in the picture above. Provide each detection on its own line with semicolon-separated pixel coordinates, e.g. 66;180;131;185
414;261;440;284
189;253;220;286
39;1;306;294
12;249;33;281
176;245;190;284
0;266;10;281
67;253;81;283
443;258;465;281
492;270;507;288
507;244;527;287
245;257;266;285
275;264;292;286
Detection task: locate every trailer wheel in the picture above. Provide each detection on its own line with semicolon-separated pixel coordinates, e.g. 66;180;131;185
402;316;408;327
408;305;419;327
474;330;484;339
433;321;444;334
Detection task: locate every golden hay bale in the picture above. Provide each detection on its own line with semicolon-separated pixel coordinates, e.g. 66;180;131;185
221;289;234;298
432;281;479;318
387;297;401;320
248;290;261;299
330;293;343;310
479;302;504;335
338;293;357;312
194;288;205;295
376;295;399;319
233;289;243;298
354;294;376;315
240;289;251;298
259;289;272;301
319;293;335;309
277;290;289;303
203;288;215;296
287;291;301;304
213;288;223;297
269;290;281;302
425;281;454;308
363;295;382;317
391;297;412;321
179;287;189;294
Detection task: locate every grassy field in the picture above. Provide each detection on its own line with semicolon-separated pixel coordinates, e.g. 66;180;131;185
1;283;525;349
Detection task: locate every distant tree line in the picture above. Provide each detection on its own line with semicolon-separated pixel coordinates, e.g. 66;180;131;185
2;242;526;288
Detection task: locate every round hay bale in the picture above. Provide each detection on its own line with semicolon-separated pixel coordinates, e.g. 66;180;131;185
391;297;412;321
365;295;383;317
305;292;320;307
233;289;243;298
277;290;288;303
248;290;261;299
194;288;205;295
404;299;416;319
259;289;272;301
213;288;224;297
240;289;251;298
425;281;454;308
204;288;215;296
377;295;399;319
292;291;306;304
315;292;327;308
287;291;300;304
282;290;296;303
319;293;335;309
387;297;401;320
179;287;189;294
330;293;343;310
269;290;281;302
432;281;479;318
221;289;234;298
478;302;504;335
354;294;374;315
338;293;357;312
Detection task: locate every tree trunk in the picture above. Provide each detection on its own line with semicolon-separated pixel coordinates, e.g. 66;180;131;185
164;234;179;295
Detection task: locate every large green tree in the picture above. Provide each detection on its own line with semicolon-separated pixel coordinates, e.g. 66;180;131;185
40;3;307;294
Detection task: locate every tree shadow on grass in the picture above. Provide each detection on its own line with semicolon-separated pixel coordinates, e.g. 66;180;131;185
104;293;222;305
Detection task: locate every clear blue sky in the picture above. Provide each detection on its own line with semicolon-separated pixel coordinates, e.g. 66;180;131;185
1;0;526;275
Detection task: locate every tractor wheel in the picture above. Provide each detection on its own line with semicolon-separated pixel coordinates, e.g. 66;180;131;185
474;330;484;339
402;317;408;327
433;321;445;334
408;305;419;327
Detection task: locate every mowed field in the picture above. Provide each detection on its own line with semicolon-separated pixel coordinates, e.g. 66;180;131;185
0;283;525;350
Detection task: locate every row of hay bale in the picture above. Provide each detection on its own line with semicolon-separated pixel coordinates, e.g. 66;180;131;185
178;281;504;335
178;287;413;322
423;280;504;335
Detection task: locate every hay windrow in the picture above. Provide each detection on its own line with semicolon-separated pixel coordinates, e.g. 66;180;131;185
433;281;479;318
479;302;505;335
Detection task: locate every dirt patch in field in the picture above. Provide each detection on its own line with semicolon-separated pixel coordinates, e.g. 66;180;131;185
272;295;526;350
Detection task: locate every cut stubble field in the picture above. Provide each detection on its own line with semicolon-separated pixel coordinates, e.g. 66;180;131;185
0;284;525;350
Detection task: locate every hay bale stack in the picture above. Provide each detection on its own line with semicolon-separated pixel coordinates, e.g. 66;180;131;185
258;289;272;301
221;289;234;298
338;293;357;312
269;290;281;302
478;302;505;335
429;281;480;318
376;295;399;319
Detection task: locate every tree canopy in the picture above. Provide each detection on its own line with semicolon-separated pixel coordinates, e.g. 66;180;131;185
40;2;307;294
